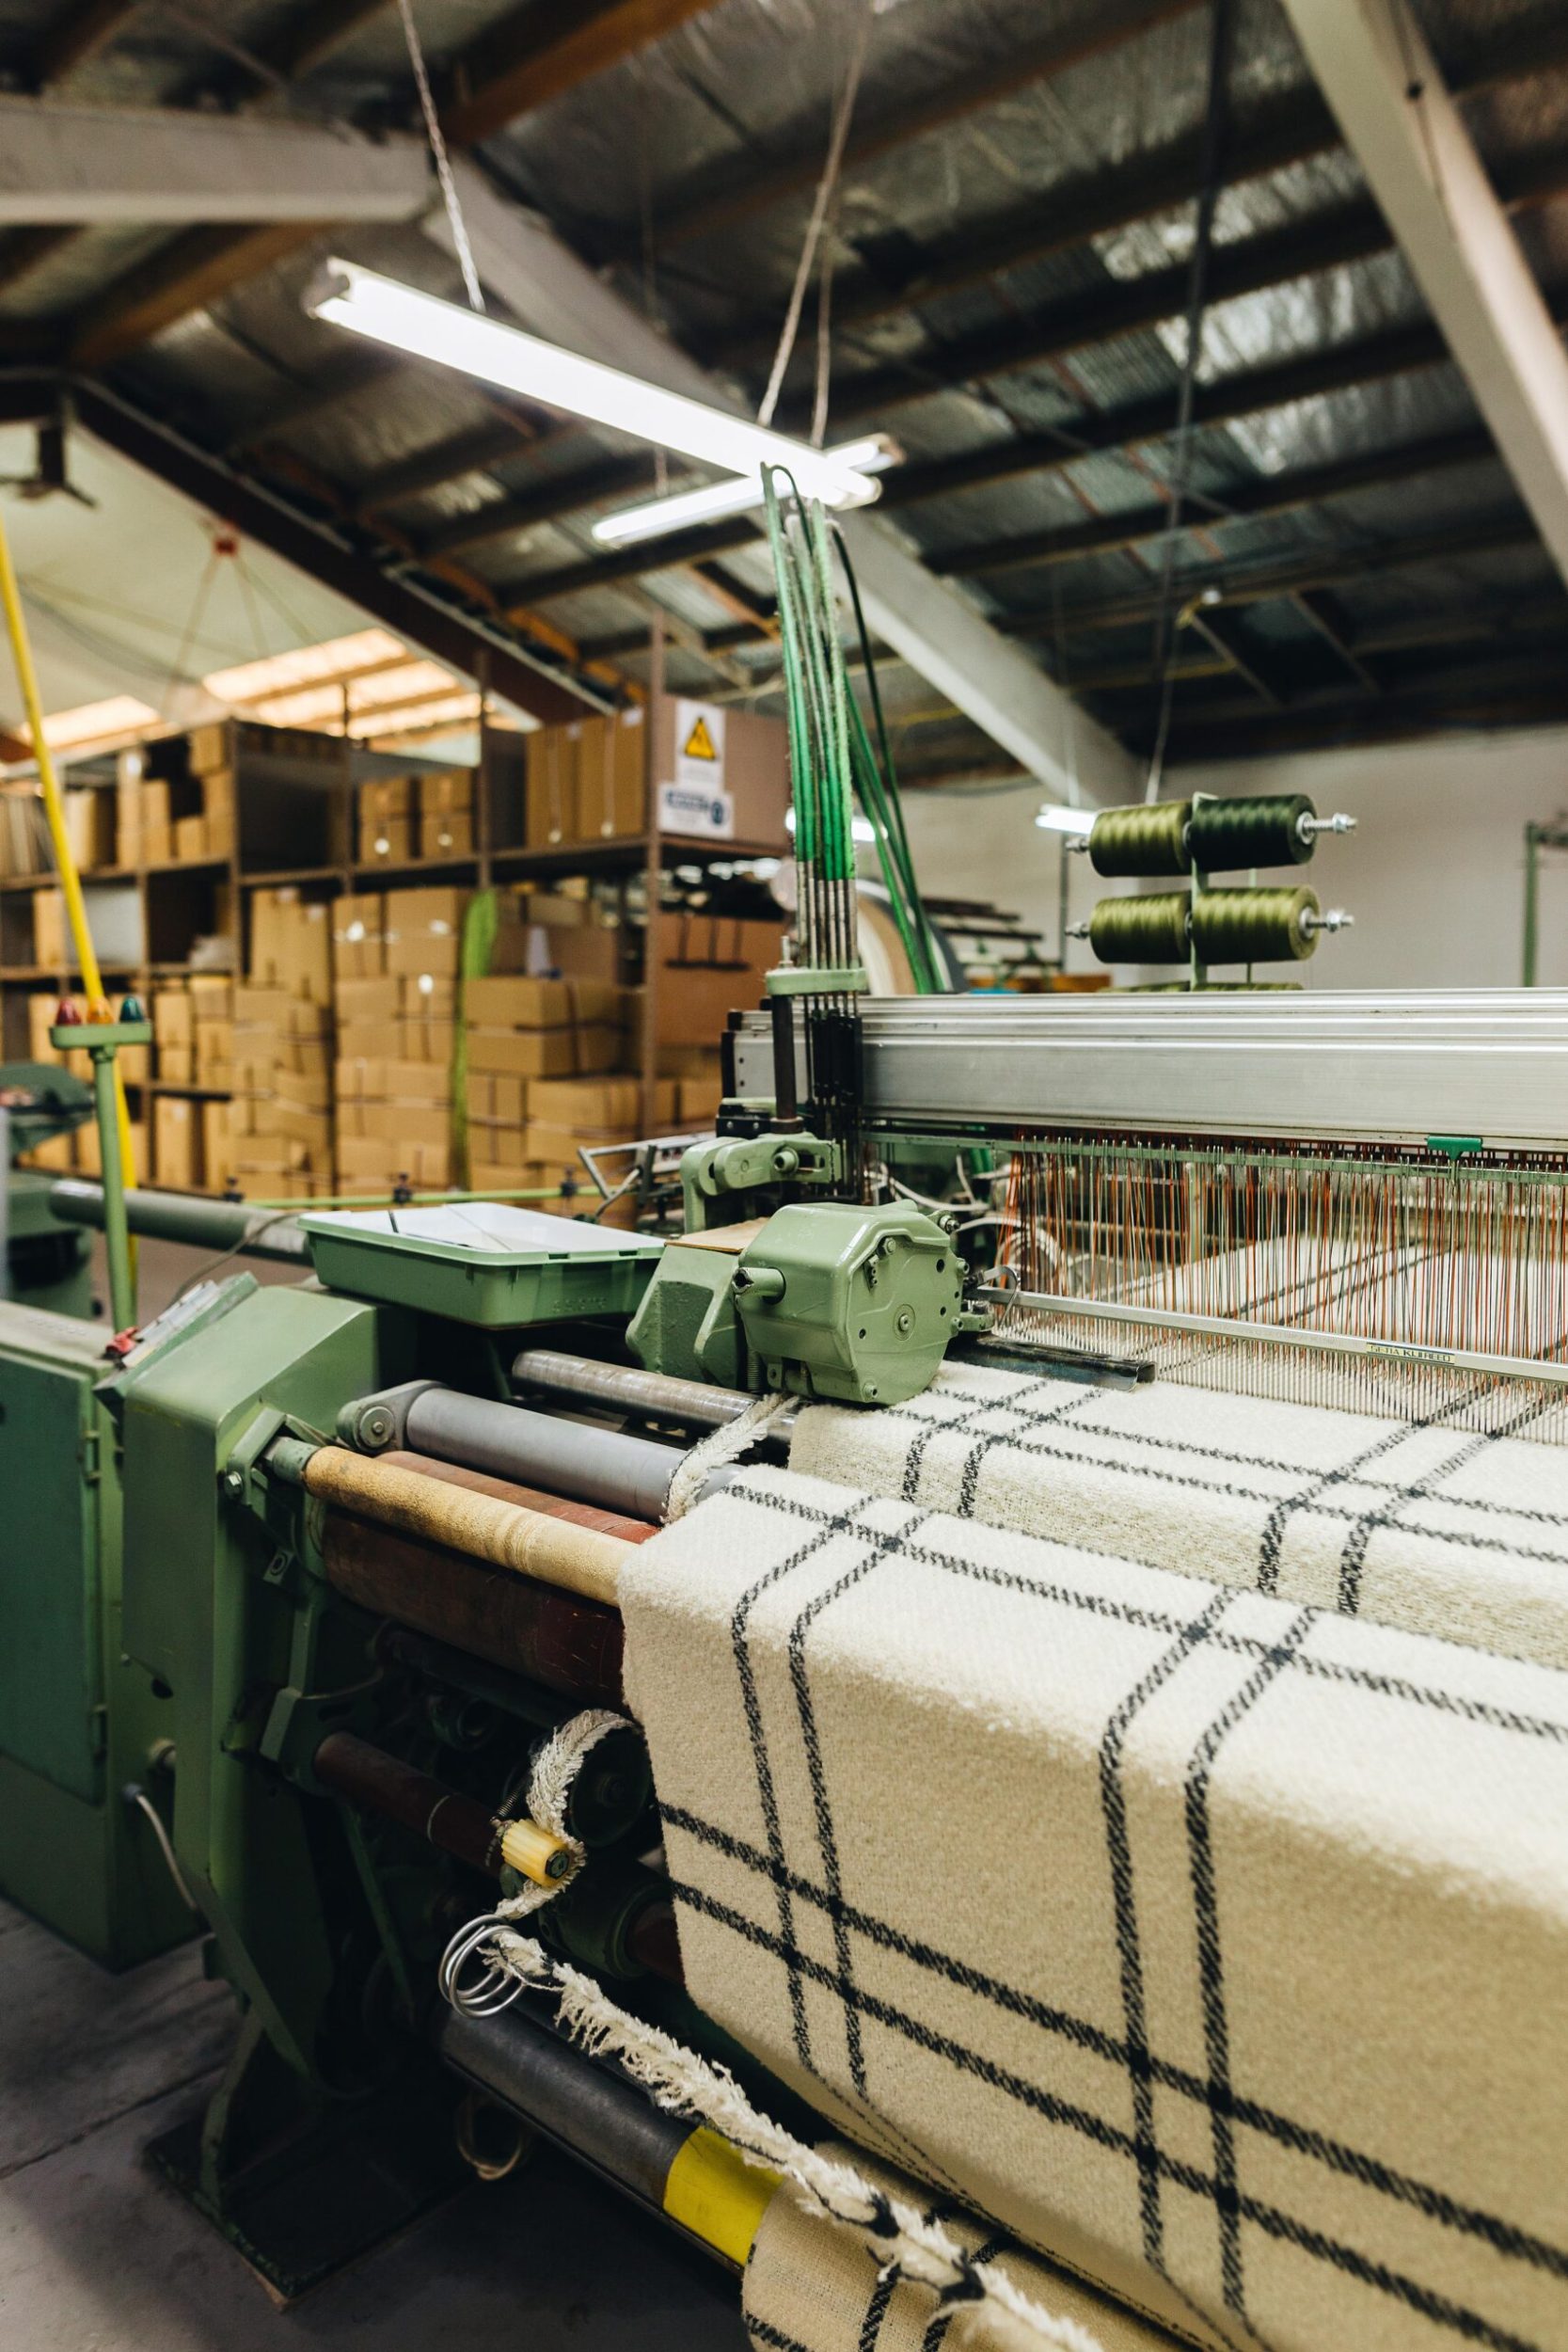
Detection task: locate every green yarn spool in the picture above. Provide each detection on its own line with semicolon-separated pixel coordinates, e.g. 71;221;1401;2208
1086;892;1193;963
1192;884;1320;963
1087;799;1193;878
1187;793;1316;872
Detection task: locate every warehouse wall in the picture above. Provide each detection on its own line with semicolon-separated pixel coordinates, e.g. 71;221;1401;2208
898;726;1568;991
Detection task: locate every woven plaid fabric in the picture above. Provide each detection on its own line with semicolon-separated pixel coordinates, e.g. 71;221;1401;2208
744;2140;1188;2352
621;1468;1568;2352
789;1363;1568;1671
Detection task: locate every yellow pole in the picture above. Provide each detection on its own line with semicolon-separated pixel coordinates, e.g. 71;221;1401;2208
0;502;138;1199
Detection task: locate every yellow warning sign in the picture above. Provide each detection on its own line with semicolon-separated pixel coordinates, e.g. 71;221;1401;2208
682;713;720;763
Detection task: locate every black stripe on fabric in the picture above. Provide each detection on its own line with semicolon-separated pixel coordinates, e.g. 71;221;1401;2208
660;1803;1568;2285
1254;1418;1445;1594
749;2324;813;2352
856;1392;1568;1570
918;2232;1012;2352
729;1500;871;2077
788;1538;913;2097
858;2266;898;2352
737;1483;1568;1744
672;1881;1548;2352
728;1496;973;2210
1098;1590;1235;2279
1183;1609;1316;2333
1336;1382;1564;1614
898;1380;1096;1509
888;1390;1568;1534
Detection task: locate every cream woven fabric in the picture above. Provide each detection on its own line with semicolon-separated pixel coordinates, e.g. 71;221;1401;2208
745;2142;1190;2352
789;1363;1568;1670
621;1469;1568;2352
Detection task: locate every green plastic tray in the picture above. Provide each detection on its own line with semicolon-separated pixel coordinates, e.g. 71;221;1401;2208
300;1202;663;1327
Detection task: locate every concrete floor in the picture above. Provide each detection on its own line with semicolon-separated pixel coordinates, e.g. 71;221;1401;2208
8;1230;747;2350
0;1897;747;2351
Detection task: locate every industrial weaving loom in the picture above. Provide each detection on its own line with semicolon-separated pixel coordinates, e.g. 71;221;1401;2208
1;485;1566;2352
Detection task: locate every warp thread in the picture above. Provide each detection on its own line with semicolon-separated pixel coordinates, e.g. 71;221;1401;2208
442;1925;1106;2352
664;1392;795;1521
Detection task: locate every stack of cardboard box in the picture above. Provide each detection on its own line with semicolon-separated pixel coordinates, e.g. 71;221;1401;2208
465;974;627;1195
207;886;336;1198
333;882;466;1193
219;988;332;1199
150;976;231;1089
356;770;476;866
117;728;234;867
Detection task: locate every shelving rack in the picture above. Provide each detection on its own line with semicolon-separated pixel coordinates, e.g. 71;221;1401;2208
1;692;789;1189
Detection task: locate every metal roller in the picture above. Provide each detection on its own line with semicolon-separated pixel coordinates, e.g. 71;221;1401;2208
404;1390;683;1525
512;1349;760;1432
49;1178;310;1261
321;1517;625;1705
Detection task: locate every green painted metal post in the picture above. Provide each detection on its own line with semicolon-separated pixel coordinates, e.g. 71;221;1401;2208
53;1019;150;1332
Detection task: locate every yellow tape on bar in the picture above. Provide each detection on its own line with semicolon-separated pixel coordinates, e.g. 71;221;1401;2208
0;500;138;1202
662;2126;779;2266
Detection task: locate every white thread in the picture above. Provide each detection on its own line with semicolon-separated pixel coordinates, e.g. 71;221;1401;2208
663;1393;794;1522
526;1707;631;1838
441;1926;1103;2351
396;0;486;315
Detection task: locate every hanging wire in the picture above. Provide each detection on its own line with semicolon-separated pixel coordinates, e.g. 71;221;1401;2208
396;0;486;314
756;0;875;429
1143;0;1235;802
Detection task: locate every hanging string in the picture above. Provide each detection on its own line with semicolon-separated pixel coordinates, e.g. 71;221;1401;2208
756;0;875;430
1143;0;1235;802
396;0;485;314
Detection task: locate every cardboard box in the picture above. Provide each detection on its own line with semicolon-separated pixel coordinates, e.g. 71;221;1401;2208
250;889;332;1003
186;723;230;774
64;787;117;871
384;885;467;980
466;1024;620;1079
464;974;623;1030
158;1045;194;1087
420;769;475;860
529;1074;677;1130
154;1095;199;1190
357;777;414;865
153;987;193;1046
646;910;784;1046
272;1063;332;1112
382;1059;451;1106
188;974;233;1018
521;1121;637;1175
398;1015;456;1065
336;1135;451;1188
201;1101;231;1187
404;971;455;1019
652;699;788;846
466;1069;528;1124
467;1120;531;1170
525;725;578;847
336;1055;385;1102
575;710;645;841
173;812;208;863
470;1158;551;1197
333;974;400;1028
333;894;386;982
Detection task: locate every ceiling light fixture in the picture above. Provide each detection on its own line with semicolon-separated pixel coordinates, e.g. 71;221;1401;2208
1034;803;1095;835
591;435;899;549
306;260;885;514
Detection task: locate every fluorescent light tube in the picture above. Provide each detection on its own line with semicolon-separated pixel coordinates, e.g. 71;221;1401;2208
1034;803;1095;835
592;436;899;548
307;259;883;512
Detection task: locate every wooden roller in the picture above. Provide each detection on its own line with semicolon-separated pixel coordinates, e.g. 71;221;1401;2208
300;1446;628;1608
